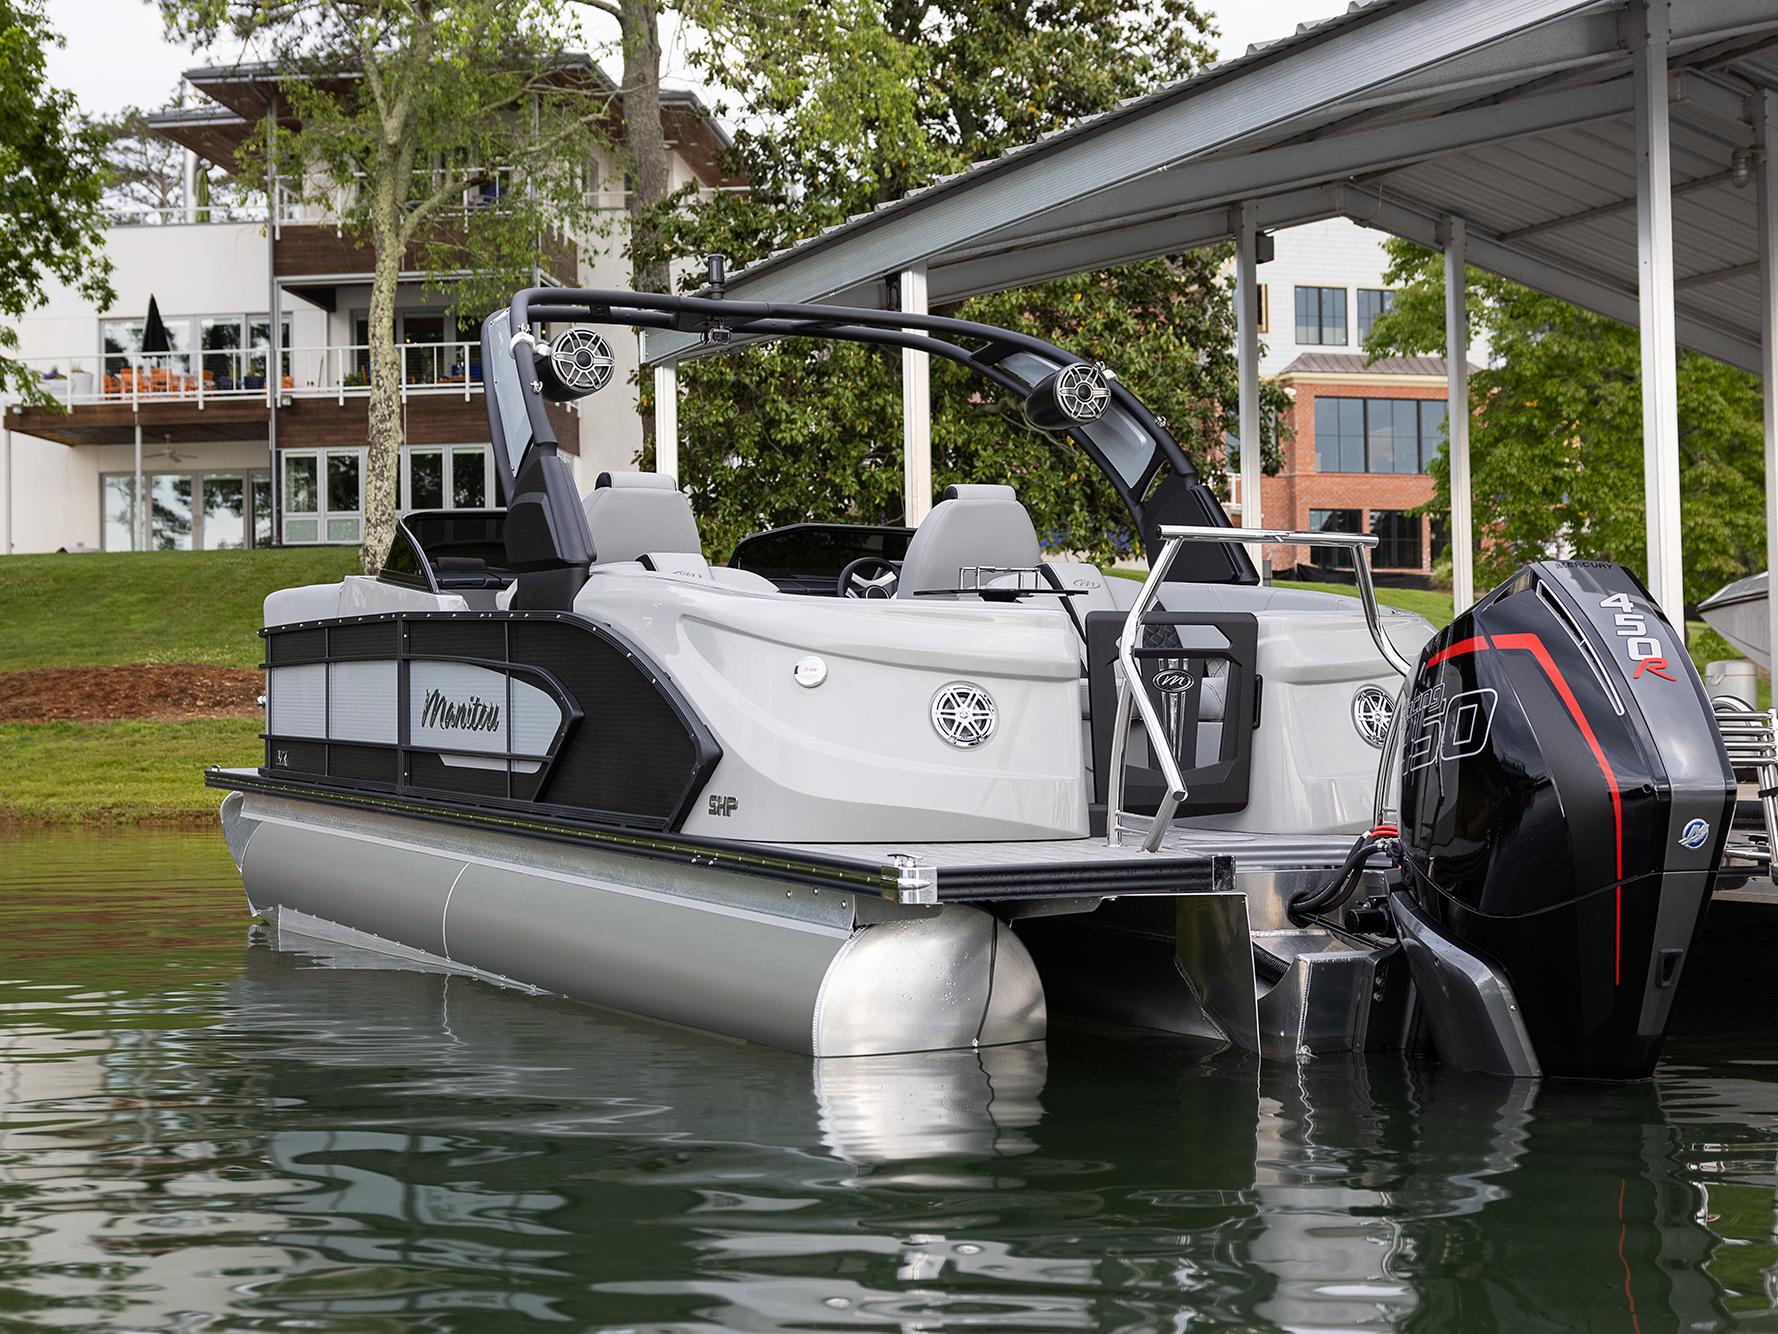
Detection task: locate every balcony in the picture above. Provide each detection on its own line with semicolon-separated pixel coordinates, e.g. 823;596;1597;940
4;343;578;453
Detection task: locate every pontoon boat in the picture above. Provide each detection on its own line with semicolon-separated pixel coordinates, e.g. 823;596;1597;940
210;273;1773;1080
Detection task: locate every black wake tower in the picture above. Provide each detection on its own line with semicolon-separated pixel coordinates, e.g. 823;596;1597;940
478;258;1255;610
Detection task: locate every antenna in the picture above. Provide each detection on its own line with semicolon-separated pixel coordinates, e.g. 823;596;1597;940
706;254;728;299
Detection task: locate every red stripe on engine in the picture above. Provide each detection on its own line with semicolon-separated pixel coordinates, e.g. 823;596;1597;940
1427;630;1626;984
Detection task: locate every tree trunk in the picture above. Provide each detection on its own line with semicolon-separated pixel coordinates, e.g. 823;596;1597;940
360;163;406;575
620;0;669;294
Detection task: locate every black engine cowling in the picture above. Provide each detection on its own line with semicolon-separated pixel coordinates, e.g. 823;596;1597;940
1393;561;1734;1079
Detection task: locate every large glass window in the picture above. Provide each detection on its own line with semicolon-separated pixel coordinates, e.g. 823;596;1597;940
150;476;194;550
1370;510;1424;570
401;445;492;513
1308;508;1361;569
248;316;292;386
1314;396;1445;474
1294;286;1347;345
283;448;365;545
1312;396;1366;473
200;318;244;389
1357;288;1396;341
101;471;270;551
201;475;246;549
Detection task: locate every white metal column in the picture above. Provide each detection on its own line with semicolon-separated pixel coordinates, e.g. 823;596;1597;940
654;363;679;482
1632;0;1685;629
1759;89;1778;673
2;426;11;555
900;264;933;527
1235;201;1263;569
133;421;145;551
1444;217;1474;611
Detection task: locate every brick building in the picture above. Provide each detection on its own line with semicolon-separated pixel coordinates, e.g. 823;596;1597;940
1219;218;1481;586
1261;353;1457;585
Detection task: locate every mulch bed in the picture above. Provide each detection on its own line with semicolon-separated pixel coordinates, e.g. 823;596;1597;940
0;664;262;723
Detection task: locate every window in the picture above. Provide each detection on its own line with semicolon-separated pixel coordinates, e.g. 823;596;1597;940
1309;508;1361;569
1314;396;1446;474
1357;288;1396;341
1370;510;1424;570
282;448;365;544
401;445;492;512
1294;286;1347;345
1257;284;1269;335
99;471;270;551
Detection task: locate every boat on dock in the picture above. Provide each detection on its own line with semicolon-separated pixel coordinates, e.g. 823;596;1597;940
210;274;1774;1080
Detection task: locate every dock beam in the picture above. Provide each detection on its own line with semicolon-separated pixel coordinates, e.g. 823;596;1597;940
1632;0;1685;629
900;263;932;527
654;363;679;482
1444;216;1473;612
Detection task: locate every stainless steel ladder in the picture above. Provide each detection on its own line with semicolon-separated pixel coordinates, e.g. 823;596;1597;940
1714;695;1778;880
1105;525;1411;851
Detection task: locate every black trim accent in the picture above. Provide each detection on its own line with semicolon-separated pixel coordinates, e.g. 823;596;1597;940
259;609;722;831
206;768;1233;904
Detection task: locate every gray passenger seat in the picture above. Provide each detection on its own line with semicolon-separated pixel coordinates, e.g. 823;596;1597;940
895;484;1042;598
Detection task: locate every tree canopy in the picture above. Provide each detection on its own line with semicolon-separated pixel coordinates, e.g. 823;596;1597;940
653;0;1287;562
0;0;114;408
161;0;612;571
1364;237;1766;604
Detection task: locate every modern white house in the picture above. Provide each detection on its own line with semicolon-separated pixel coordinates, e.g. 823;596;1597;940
0;58;737;555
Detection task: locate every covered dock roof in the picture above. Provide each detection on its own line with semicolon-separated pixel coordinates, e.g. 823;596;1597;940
644;0;1778;640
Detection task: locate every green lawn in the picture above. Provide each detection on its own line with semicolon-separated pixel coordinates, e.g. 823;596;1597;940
0;548;351;823
0;548;357;670
0;719;265;824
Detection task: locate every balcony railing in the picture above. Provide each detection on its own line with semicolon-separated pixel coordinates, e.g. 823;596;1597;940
13;341;487;411
104;201;271;227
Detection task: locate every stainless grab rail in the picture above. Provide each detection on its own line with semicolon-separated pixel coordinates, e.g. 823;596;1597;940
1106;524;1408;852
1714;696;1778;881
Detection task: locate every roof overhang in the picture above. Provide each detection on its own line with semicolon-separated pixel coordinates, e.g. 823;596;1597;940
645;0;1778;372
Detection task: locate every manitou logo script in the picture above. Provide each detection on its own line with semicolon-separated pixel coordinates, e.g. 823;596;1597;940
419;689;502;734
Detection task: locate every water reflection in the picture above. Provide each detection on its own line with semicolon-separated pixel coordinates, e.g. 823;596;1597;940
3;831;1778;1330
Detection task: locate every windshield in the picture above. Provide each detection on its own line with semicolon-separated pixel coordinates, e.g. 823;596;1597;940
481;309;535;499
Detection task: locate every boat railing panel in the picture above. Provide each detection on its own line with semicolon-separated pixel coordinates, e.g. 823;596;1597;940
1106;525;1399;852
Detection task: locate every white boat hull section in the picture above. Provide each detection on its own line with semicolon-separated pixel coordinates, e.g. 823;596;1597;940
223;791;1045;1057
1700;572;1771;669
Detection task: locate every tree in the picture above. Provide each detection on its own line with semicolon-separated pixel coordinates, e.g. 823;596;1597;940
0;0;114;408
161;0;609;573
571;0;671;293
658;0;1288;562
98;101;250;223
1364;237;1766;604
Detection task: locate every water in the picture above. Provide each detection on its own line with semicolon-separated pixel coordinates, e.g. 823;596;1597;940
6;833;1778;1331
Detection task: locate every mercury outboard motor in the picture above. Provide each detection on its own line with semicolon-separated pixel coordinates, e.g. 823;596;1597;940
1391;561;1734;1080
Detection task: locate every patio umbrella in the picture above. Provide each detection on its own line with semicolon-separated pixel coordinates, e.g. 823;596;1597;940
142;296;171;356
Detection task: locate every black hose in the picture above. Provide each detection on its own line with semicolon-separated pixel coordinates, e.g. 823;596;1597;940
1288;828;1393;926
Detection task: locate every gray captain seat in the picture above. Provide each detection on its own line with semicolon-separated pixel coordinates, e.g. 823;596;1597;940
895;483;1042;598
582;471;701;564
580;471;776;592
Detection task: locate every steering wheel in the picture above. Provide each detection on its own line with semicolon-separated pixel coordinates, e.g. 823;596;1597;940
837;555;901;600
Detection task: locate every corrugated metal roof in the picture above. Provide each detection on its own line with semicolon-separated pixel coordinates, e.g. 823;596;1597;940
649;0;1778;375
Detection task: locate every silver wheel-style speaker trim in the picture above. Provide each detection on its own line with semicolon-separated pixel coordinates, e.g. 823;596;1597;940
548;327;614;394
931;682;997;749
1055;363;1110;422
1352;684;1395;749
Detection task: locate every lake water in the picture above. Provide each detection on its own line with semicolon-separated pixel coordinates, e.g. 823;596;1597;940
6;830;1778;1331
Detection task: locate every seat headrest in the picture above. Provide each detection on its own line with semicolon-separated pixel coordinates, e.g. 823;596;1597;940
942;484;1017;502
597;471;680;490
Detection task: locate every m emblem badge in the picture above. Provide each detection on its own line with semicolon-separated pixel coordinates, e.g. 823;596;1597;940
1678;818;1710;851
1151;668;1195;694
